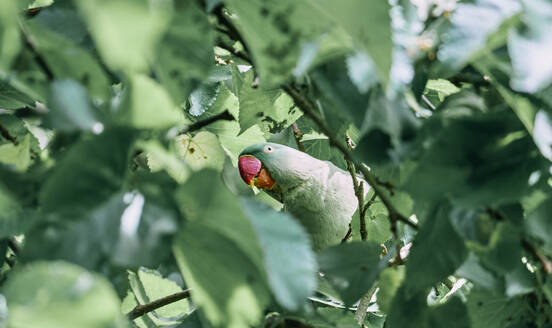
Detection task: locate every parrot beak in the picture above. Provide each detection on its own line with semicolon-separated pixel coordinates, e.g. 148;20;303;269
238;155;276;189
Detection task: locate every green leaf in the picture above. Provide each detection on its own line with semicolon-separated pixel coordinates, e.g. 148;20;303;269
435;0;521;75
508;0;552;93
455;253;499;291
25;20;111;101
466;289;529;328
318;241;386;306
126;268;191;326
173;170;270;328
0;183;38;238
469;222;521;274
405;202;468;294
241;198;317;310
2;261;124;328
423;79;461;104
75;0;170;72
237;70;300;135
427;297;470;328
386;286;427;328
223;0;336;85
0;134;33;172
117;74;185;129
0;80;36;110
0;0;20;70
533;110;552;161
175;131;225;172
525;197;552;255
39;129;134;214
376;267;405;313
44;79;101;132
155;0;214;104
315;0;392;85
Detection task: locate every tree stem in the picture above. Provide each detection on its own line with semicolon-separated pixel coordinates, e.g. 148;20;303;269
127;289;192;321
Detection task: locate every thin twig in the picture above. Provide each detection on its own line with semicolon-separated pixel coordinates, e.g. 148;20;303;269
177;110;234;136
421;95;436;111
20;26;54;81
291;122;305;152
282;85;418;231
523;239;552;274
346;160;368;240
0;124;18;145
216;39;252;64
7;238;19;255
355;284;377;325
127;289;192;320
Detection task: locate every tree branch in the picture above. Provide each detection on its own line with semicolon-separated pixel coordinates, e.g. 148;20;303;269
282;85;418;230
421;95;436;111
291;122;305;152
216;39;252;64
177;110;234;136
522;239;552;274
346;160;368;240
127;289;191;321
20;26;54;81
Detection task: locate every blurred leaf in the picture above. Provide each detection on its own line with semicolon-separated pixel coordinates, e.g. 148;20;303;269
525;197;552;255
318;241;385;306
376;267;405;313
508;0;552;93
44;79;101;132
156;0;214;104
427;297;470;328
25;20;111;101
0;183;38;238
423;79;461;105
0;0;20;70
455;253;499;291
315;0;392;85
405;202;468;294
0;81;35;110
403;106;545;207
0;134;33;172
469;222;521;274
75;0;170;72
173;170;270;328
241;198;317;310
117;74;184;129
466;290;529;328
224;0;335;85
39;129;134;214
2;261;124;328
435;0;521;76
386;286;427;328
533;110;552;161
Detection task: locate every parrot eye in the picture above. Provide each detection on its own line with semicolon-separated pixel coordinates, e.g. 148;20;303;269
264;145;274;154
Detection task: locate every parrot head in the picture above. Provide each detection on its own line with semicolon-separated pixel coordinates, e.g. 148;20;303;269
238;142;320;192
238;143;280;190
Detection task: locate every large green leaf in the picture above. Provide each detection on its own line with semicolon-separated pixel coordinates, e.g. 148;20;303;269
318;241;386;306
24;20;111;101
173;170;270;328
116;74;185;129
525;197;552;255
405;202;468;294
75;0;170;72
0;0;20;70
43;79;101;132
2;261;124;328
155;0;214;104
125;268;191;326
241;198;317;311
39;129;134;214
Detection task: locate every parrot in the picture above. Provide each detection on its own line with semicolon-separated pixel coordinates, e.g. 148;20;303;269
238;142;369;250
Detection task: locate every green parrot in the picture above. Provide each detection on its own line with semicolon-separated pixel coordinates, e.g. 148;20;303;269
238;142;369;250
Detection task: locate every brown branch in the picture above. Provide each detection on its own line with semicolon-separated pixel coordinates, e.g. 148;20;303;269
177;110;234;136
0;124;18;145
523;239;552;274
212;4;251;55
216;39;252;64
127;289;191;321
346;160;368;240
282;85;418;231
20;27;54;81
291;122;305;152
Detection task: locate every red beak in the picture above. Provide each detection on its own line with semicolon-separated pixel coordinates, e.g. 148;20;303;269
238;155;262;185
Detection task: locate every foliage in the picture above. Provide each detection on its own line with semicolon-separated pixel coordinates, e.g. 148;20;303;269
1;0;552;327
